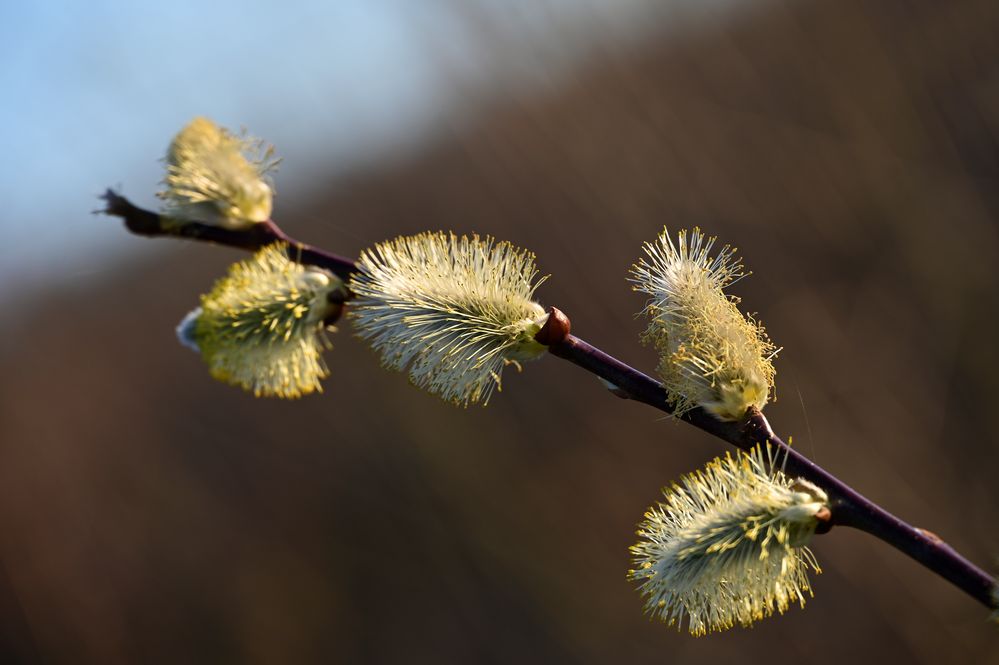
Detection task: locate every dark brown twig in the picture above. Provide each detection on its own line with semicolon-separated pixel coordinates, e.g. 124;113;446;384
100;190;357;281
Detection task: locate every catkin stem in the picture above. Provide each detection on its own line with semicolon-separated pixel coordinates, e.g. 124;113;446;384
102;192;997;610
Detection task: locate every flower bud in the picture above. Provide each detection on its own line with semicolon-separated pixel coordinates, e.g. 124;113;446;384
158;117;279;228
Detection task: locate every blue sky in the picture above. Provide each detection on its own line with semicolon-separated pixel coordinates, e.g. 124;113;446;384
0;1;458;299
0;0;740;303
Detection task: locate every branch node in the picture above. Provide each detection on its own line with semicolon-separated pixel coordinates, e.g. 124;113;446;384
599;377;631;399
742;405;776;445
814;506;833;534
915;527;944;545
534;306;571;346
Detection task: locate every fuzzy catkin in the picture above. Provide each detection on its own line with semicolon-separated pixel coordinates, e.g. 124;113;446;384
185;243;340;398
630;445;828;635
631;227;777;421
158;117;280;228
348;232;548;406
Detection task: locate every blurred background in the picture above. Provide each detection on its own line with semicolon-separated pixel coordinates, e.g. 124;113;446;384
2;0;999;662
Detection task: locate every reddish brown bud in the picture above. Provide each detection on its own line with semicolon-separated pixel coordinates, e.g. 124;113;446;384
814;506;833;534
534;306;571;346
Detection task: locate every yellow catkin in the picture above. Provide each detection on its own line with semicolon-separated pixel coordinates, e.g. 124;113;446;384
187;243;341;398
629;445;828;636
158;117;279;228
348;232;549;406
631;227;778;421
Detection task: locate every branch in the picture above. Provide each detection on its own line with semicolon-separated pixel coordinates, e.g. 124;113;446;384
101;191;996;610
100;190;357;281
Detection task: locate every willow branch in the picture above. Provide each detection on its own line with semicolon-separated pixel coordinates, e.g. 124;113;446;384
101;190;996;610
100;190;357;281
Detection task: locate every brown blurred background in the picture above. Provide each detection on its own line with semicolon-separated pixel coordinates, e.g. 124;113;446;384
3;0;999;662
